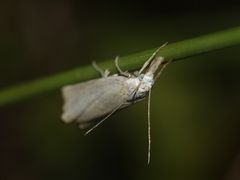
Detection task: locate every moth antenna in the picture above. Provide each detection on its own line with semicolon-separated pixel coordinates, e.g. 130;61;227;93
147;89;151;165
84;103;123;135
139;42;168;75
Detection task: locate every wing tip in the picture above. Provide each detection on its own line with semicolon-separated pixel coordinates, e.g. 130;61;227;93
61;113;74;124
61;85;79;124
62;85;72;101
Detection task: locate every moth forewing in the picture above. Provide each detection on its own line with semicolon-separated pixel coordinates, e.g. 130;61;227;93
61;79;101;123
61;76;131;127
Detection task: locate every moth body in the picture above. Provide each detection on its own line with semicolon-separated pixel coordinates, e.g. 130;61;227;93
61;55;164;130
61;43;170;164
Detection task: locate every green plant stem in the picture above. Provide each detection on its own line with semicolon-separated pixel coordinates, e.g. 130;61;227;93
1;26;240;106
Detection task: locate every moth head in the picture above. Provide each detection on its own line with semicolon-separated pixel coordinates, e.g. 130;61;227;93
132;74;154;101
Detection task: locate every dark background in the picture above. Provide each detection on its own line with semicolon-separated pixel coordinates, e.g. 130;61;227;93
1;1;240;180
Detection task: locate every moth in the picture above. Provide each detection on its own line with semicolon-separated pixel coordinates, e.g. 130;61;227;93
61;43;170;164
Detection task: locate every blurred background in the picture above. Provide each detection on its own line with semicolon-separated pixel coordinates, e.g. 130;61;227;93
1;1;240;180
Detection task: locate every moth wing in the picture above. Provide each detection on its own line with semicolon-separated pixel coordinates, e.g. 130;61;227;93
61;76;129;124
62;79;99;123
77;112;114;130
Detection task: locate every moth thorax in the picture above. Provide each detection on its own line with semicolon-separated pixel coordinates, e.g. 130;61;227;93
126;77;141;92
130;73;153;100
139;74;154;92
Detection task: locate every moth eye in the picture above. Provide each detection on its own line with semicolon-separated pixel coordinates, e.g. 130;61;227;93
139;74;144;80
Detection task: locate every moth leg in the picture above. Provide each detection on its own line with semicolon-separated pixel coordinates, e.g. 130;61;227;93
138;42;168;75
79;122;92;129
154;59;172;81
114;56;131;77
92;61;110;78
84;103;123;135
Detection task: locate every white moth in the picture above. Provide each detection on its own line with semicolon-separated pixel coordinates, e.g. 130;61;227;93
61;44;169;164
